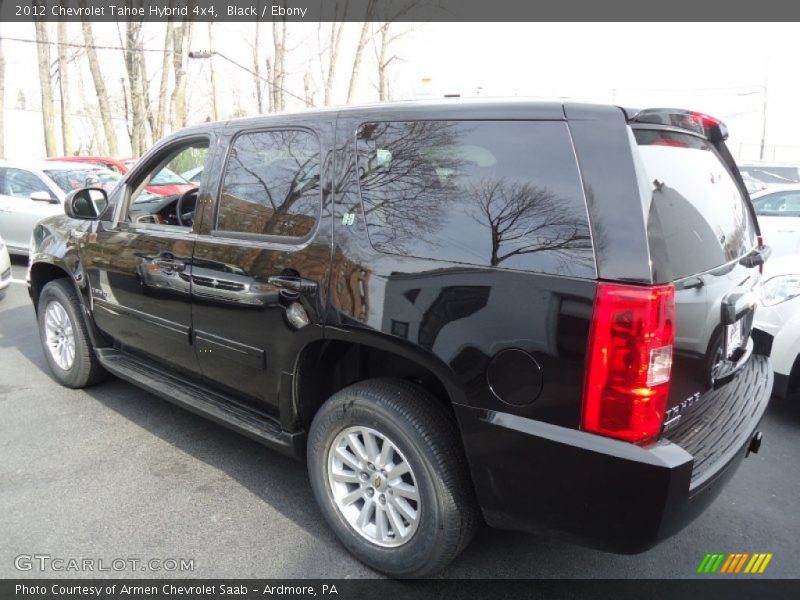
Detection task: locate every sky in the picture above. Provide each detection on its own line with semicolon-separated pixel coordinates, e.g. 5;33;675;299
1;21;798;161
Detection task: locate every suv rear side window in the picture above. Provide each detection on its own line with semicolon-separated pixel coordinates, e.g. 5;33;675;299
217;129;321;238
632;129;758;280
356;121;594;277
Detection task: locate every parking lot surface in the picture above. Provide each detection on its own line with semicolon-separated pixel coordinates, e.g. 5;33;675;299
1;258;798;579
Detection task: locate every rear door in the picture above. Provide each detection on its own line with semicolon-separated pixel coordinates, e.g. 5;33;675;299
629;126;761;418
190;124;333;413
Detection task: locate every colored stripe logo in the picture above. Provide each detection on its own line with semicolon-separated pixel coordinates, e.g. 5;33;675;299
697;552;773;574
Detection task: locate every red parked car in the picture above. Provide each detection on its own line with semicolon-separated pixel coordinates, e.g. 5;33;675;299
47;156;194;197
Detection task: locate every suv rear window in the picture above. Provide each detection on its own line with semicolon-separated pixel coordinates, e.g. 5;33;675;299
632;129;758;280
356;120;595;277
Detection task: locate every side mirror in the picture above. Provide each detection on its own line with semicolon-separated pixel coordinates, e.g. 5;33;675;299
64;187;109;220
30;191;58;204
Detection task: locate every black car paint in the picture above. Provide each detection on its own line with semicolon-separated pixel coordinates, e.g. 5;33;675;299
28;100;771;554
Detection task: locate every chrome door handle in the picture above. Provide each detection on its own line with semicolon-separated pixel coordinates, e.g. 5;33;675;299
267;275;318;294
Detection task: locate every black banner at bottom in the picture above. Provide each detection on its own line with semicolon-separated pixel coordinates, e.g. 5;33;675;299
3;579;798;600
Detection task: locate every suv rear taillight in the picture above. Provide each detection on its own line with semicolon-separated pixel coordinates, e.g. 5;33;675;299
581;282;675;444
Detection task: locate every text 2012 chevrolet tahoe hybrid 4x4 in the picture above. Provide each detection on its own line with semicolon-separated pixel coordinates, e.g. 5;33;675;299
28;101;772;577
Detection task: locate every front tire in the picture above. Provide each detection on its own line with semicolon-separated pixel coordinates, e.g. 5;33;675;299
307;378;477;578
37;279;106;388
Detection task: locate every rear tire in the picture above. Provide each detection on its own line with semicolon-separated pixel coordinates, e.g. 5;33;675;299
307;378;477;578
37;279;106;388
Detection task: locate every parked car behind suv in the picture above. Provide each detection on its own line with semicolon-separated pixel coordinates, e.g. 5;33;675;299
47;156;195;197
753;255;800;399
27;101;772;577
0;233;10;301
0;160;121;254
750;184;800;260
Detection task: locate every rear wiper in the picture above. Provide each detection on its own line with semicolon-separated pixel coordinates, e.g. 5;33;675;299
739;245;771;269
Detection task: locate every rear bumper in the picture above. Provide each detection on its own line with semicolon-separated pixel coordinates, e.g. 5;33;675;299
455;354;773;553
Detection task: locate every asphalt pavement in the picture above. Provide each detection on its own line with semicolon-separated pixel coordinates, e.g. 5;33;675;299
1;257;798;579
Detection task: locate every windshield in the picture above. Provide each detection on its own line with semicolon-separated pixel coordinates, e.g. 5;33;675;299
44;168;122;193
632;128;758;280
149;167;189;186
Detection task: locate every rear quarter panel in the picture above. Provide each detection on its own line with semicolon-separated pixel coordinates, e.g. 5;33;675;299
328;113;597;428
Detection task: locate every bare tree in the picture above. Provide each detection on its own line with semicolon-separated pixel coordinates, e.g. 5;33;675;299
372;2;418;101
320;3;349;106
467;179;593;267
136;29;156;148
171;21;193;130
303;71;316;107
346;0;375;103
252;17;265;113
81;19;119;155
356;121;462;251
155;21;174;139
34;20;57;157
123;21;147;156
208;23;220;121
0;24;5;159
56;22;74;155
76;73;104;155
271;18;287;112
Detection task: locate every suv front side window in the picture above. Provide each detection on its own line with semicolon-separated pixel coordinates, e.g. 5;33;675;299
216;129;321;239
125;139;209;228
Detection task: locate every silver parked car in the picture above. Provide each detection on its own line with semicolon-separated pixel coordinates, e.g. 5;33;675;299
0;233;11;301
0;160;121;254
750;184;800;260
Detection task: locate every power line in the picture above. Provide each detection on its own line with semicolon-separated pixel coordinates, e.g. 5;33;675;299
0;34;308;107
0;34;174;54
211;51;308;105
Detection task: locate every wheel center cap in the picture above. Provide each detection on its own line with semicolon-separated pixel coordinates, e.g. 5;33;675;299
373;476;384;490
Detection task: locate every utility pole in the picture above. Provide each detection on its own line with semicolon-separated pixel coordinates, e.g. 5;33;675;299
759;60;769;161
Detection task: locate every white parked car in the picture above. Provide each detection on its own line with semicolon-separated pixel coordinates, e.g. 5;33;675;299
0;160;121;255
755;255;800;399
0;233;11;301
750;185;800;260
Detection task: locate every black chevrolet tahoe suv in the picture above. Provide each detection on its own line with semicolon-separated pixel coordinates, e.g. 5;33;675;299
28;101;772;577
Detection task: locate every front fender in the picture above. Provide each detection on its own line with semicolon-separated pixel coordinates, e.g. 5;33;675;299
29;217;110;348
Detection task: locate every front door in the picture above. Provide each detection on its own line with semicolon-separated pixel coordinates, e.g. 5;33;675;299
190;126;332;412
86;136;212;375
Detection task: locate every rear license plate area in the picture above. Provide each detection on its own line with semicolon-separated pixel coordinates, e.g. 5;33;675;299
724;317;749;360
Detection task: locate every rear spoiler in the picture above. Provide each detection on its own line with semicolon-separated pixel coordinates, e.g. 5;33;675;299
624;108;729;142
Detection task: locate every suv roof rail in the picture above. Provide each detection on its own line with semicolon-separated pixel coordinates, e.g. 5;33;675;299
626;108;728;142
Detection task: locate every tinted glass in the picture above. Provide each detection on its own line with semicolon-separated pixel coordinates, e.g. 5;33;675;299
633;129;758;280
356;121;594;276
0;168;48;198
218;130;321;238
753;191;800;217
